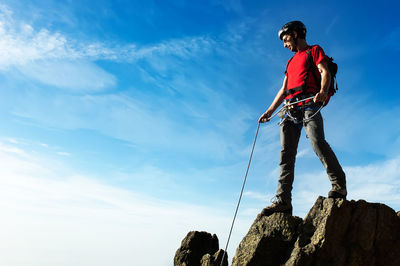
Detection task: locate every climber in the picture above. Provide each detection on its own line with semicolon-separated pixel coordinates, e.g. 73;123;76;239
258;21;347;216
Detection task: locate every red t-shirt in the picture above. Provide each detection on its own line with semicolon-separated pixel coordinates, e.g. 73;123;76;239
285;45;327;99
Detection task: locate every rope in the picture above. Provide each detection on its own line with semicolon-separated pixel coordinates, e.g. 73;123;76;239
219;96;323;265
303;104;324;123
280;96;324;125
285;103;324;124
220;122;260;266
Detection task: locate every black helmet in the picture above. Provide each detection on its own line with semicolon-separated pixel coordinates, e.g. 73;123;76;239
278;21;307;40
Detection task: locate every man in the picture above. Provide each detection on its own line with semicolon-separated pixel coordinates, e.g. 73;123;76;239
258;21;347;216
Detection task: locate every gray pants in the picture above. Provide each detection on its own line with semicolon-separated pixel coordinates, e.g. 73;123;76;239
276;108;346;202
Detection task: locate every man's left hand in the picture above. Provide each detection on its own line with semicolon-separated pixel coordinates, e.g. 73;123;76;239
313;92;328;103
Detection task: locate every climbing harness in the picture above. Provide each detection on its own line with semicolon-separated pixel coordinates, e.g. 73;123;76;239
281;102;324;125
220;96;324;266
276;96;324;125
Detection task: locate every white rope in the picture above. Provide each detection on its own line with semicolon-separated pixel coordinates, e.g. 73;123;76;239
280;96;324;125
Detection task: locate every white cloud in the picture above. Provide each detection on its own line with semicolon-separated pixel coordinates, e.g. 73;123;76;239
0;141;253;266
5;77;254;161
0;4;214;68
56;151;71;156
0;7;75;68
291;157;400;217
0;3;267;161
296;148;311;158
18;60;116;92
0;6;116;91
243;191;270;202
0;4;213;92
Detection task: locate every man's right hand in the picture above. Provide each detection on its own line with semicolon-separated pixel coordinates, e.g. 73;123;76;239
259;110;273;123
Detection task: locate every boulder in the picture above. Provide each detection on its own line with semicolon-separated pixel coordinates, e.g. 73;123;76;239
174;231;227;266
232;213;302;266
286;197;400;266
200;249;228;266
232;196;400;266
177;197;400;266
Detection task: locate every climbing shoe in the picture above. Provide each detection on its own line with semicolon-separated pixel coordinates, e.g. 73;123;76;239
328;184;347;199
260;197;292;216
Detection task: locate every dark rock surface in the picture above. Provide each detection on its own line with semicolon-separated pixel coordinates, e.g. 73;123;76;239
232;213;302;266
200;249;228;266
174;231;228;266
234;196;400;266
176;197;400;266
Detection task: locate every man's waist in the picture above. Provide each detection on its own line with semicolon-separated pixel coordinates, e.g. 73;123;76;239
285;92;316;107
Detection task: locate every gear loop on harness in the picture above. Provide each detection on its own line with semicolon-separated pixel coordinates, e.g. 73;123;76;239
277;96;324;126
278;96;324;125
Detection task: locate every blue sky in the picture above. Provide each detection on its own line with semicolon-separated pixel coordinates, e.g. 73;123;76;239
0;0;399;265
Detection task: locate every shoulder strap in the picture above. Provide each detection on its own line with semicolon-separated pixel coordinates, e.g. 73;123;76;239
283;56;294;97
305;45;320;87
285;56;294;75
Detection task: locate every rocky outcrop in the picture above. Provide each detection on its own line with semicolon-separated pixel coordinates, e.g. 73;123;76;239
232;213;302;266
234;196;400;266
175;197;400;265
200;249;227;266
174;231;228;266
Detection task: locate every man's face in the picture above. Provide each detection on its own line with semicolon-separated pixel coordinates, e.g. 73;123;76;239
282;33;296;52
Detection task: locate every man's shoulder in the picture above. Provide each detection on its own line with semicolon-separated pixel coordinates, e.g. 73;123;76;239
308;45;327;65
309;44;324;52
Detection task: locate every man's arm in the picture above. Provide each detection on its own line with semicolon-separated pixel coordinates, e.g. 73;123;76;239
313;60;331;103
259;76;287;123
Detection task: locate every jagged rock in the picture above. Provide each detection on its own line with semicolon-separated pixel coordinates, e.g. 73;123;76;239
174;231;227;266
286;197;400;266
200;249;228;266
177;197;400;266
232;196;400;266
232;213;302;266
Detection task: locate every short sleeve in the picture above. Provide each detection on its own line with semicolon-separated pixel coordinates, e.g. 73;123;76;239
285;57;293;76
311;45;327;66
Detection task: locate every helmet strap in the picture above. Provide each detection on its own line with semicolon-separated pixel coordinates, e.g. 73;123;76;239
290;33;298;52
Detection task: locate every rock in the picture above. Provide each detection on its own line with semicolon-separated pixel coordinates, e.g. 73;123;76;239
232;213;302;266
286;197;400;266
177;197;400;266
174;231;227;266
200;249;228;266
232;196;400;266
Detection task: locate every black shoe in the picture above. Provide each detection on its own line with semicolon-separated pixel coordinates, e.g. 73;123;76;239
260;197;292;216
328;185;347;199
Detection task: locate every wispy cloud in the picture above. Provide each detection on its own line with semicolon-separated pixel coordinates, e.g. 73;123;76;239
243;191;270;201
239;150;400;218
0;141;253;266
0;2;261;162
0;5;76;67
291;157;400;217
213;0;244;15
17;60;117;92
0;4;215;92
0;5;116;91
0;4;216;65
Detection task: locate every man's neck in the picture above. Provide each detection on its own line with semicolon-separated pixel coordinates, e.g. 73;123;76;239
295;39;309;52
